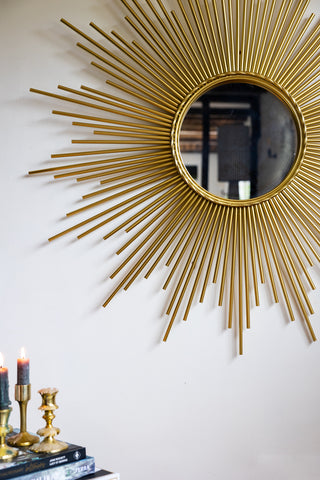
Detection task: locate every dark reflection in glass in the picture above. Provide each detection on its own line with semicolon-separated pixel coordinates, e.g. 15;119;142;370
180;83;298;200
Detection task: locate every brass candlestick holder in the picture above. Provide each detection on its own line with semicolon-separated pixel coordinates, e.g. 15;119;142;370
0;408;18;461
7;385;39;448
29;388;68;454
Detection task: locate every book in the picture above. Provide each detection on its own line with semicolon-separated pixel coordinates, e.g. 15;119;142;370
9;457;95;480
0;432;86;480
82;468;120;480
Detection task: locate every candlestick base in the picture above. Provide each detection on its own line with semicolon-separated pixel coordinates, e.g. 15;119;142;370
29;388;68;454
7;384;39;448
7;431;39;448
0;409;18;462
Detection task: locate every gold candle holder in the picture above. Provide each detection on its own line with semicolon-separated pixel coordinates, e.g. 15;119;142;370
29;388;68;454
0;408;18;461
7;385;39;448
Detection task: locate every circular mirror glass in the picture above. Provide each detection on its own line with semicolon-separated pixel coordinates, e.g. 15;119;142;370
179;82;298;200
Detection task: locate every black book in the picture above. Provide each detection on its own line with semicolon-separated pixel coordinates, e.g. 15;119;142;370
0;431;86;480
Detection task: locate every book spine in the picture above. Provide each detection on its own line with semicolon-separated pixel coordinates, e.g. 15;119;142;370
0;447;87;480
14;457;95;480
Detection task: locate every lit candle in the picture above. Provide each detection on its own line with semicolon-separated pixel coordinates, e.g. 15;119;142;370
17;347;30;385
0;353;11;410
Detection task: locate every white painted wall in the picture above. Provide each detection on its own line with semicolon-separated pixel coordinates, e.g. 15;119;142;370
1;1;320;479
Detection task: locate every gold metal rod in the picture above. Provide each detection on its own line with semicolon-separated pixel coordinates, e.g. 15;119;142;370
77;161;173;189
200;206;224;303
272;196;314;266
275;194;320;261
273;14;316;81
77;41;180;106
267;0;310;79
165;196;204;268
227;0;235;72
183;204;218;320
247;0;261;71
244;0;255;71
260;0;293;76
52;110;170;132
204;0;223;73
51;146;168;160
218;208;234;306
110;189;189;277
239;208;244;353
194;0;218;74
253;205;279;303
240;0;248;71
68;156;173;183
122;14;195;90
262;205;316;338
249;206;265;284
171;205;215;324
66;176;178;217
221;0;232;72
79;180;182;240
156;4;205;83
176;0;211;77
284;39;320;92
213;208;231;284
79;168;176;198
243;208;250;328
294;176;320;205
170;10;207;79
269;198;315;285
30;87;170;127
255;0;277;74
80;126;169;139
89;58;178;109
109;29;188;96
264;202;314;314
149;0;203;83
188;0;216;75
72;138;169;145
285;186;320;229
247;207;260;306
72;121;170;135
125;182;185;233
257;204;294;319
252;0;270;71
103;184;187;241
165;203;213;317
296;173;320;201
210;0;228;71
145;194;200;278
114;184;186;255
163;199;207;291
49;178;178;242
123;0;197;88
145;193;198;278
236;0;241;72
295;80;320;104
58;84;173;121
228;208;237;329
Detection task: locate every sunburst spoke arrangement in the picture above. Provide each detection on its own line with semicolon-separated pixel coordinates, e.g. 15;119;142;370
30;0;320;353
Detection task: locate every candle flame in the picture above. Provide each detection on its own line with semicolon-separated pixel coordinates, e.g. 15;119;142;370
0;352;3;368
20;347;26;359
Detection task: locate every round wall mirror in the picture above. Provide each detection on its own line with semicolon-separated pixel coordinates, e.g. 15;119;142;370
179;82;298;201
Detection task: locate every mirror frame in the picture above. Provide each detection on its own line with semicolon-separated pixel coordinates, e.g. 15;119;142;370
172;73;306;206
30;0;320;353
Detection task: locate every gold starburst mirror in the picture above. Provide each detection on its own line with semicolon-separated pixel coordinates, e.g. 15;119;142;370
30;0;320;354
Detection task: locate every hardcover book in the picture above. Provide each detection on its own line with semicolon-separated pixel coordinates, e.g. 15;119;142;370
10;457;95;480
0;432;86;480
82;469;120;480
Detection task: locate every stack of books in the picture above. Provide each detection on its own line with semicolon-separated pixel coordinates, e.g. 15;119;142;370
0;432;119;480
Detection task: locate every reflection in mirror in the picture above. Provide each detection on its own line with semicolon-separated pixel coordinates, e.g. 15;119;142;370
180;83;298;200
